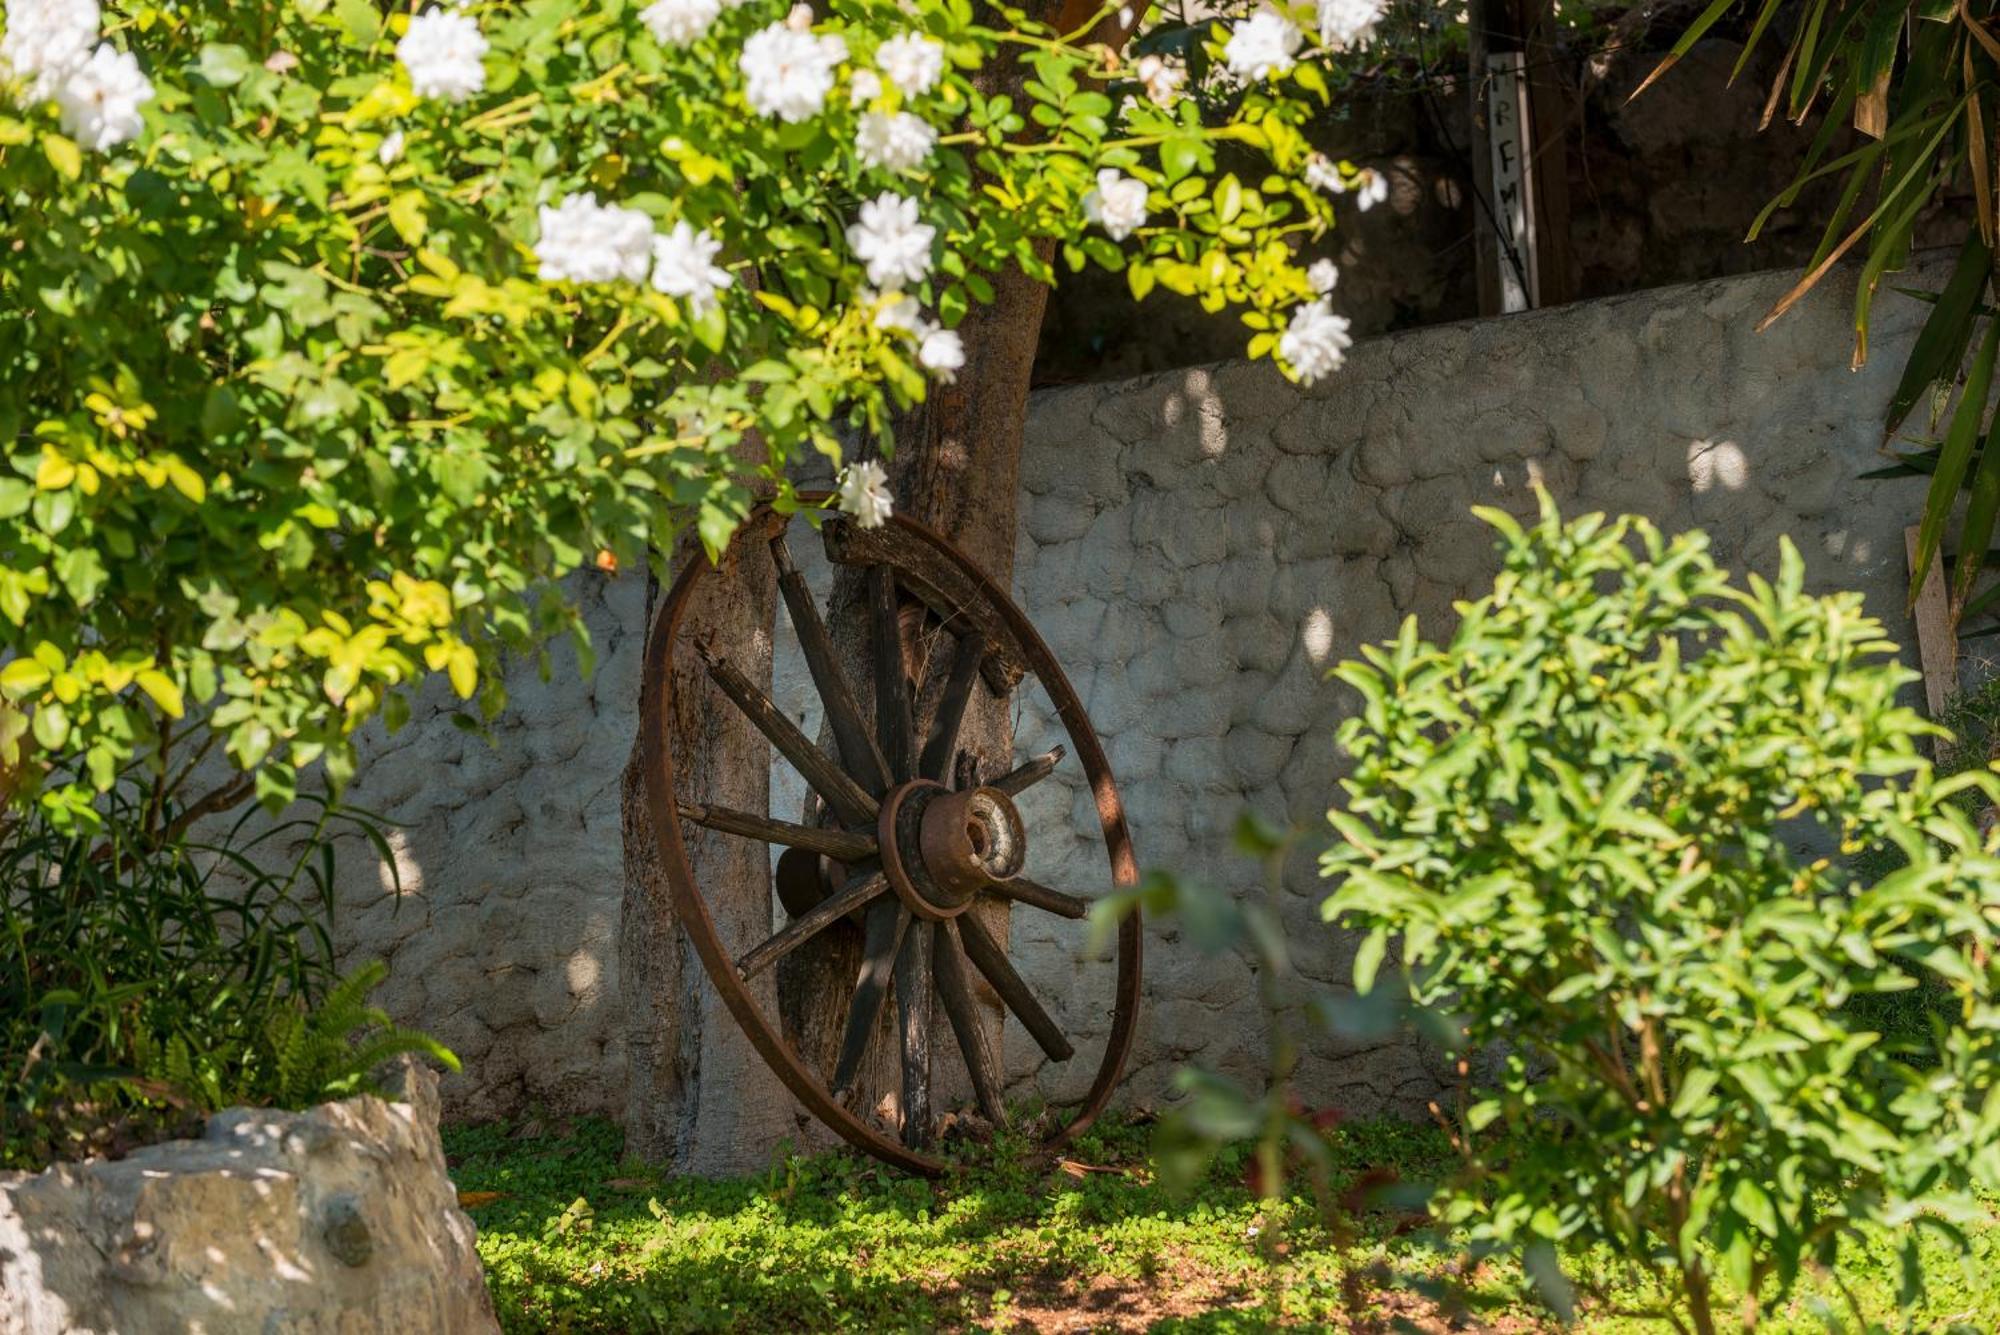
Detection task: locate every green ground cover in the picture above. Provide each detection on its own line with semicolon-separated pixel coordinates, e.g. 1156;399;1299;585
443;1115;2000;1333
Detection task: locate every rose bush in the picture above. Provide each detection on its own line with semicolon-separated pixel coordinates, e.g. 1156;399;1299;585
0;0;1378;820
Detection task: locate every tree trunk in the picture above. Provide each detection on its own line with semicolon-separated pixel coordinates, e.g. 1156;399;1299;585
617;534;800;1173
619;0;1135;1166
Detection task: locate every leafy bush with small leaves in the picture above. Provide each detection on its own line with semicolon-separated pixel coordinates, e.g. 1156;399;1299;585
1319;496;2000;1334
1;791;451;1169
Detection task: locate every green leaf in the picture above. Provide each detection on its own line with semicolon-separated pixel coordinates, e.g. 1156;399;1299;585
334;0;384;46
1352;926;1389;994
31;700;67;751
1731;1176;1779;1237
198;43;254;87
0;658;51;696
388;190;429;246
135;669;185;719
41;133;80;180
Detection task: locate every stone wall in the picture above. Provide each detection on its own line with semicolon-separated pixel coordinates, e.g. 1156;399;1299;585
323;256;1947;1131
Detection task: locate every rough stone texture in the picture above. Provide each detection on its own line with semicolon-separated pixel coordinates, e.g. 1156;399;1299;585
0;1061;496;1335
325;255;1953;1137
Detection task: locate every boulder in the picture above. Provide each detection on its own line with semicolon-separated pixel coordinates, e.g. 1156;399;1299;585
0;1060;497;1334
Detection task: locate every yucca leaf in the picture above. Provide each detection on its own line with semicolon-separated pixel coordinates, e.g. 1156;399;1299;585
1732;0;1791;84
1955;413;2000;613
1955;568;2000;621
1913;317;2000;607
1887;233;1992;435
1859;449;1943;478
1855;165;1958;364
1631;0;1743;101
1760;101;1966;333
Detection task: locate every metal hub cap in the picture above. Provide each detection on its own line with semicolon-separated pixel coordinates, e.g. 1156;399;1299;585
878;781;1027;920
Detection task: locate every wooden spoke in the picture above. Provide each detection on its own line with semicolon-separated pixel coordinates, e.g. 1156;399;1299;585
869;564;917;784
935;920;1007;1125
893;919;934;1147
772;536;891;796
736;868;886;980
680;801;876;863
990;745;1065;796
957;912;1075;1062
986;876;1089;921
831;897;911;1099
693;637;878;828
919;629;988;783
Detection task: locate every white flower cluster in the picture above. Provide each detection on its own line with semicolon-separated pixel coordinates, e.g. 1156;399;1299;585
641;0;743;47
536;194;655;285
397;7;488;103
1220;0;1386;81
1133;55;1184;106
855;110;935;173
650;220;734;314
1083;168;1148;242
875;33;944;96
1223;9;1300;82
1;0;152;152
535;193;735;316
1318;0;1386;50
865;289;964;383
835;460;895;530
1278;298;1351;386
740;22;848;122
846;192;935;289
1304;152;1389;210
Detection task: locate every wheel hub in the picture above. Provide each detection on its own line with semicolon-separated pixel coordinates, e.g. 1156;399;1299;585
877;780;1025;920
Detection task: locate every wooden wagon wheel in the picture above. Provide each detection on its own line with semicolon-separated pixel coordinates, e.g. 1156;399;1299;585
637;491;1142;1175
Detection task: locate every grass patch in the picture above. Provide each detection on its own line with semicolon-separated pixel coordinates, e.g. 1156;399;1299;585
443;1116;2000;1332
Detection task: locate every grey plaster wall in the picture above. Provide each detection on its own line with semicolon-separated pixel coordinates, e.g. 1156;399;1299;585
325;257;1945;1129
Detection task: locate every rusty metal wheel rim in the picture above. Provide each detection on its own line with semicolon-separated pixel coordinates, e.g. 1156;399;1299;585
637;492;1143;1176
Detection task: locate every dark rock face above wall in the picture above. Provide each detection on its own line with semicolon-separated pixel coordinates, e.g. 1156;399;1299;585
312;257;1938;1141
1033;37;1961;384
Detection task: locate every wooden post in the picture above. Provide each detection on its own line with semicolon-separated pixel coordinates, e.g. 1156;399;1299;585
1468;0;1573;314
1905;524;1958;724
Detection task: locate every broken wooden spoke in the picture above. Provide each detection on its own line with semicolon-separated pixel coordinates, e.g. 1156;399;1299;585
986;876;1089;921
771;536;891;796
869;564;917;784
956;912;1075;1062
934;919;1008;1125
830;897;911;1099
823;518;1029;693
679;801;876;863
735;869;886;981
893;917;934;1146
990;745;1065;797
919;630;988;784
693;637;878;828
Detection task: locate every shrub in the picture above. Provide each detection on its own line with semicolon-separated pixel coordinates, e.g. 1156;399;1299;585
1;790;452;1169
1319;496;2000;1333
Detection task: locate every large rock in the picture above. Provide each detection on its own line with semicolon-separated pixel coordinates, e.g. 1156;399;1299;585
0;1060;496;1335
